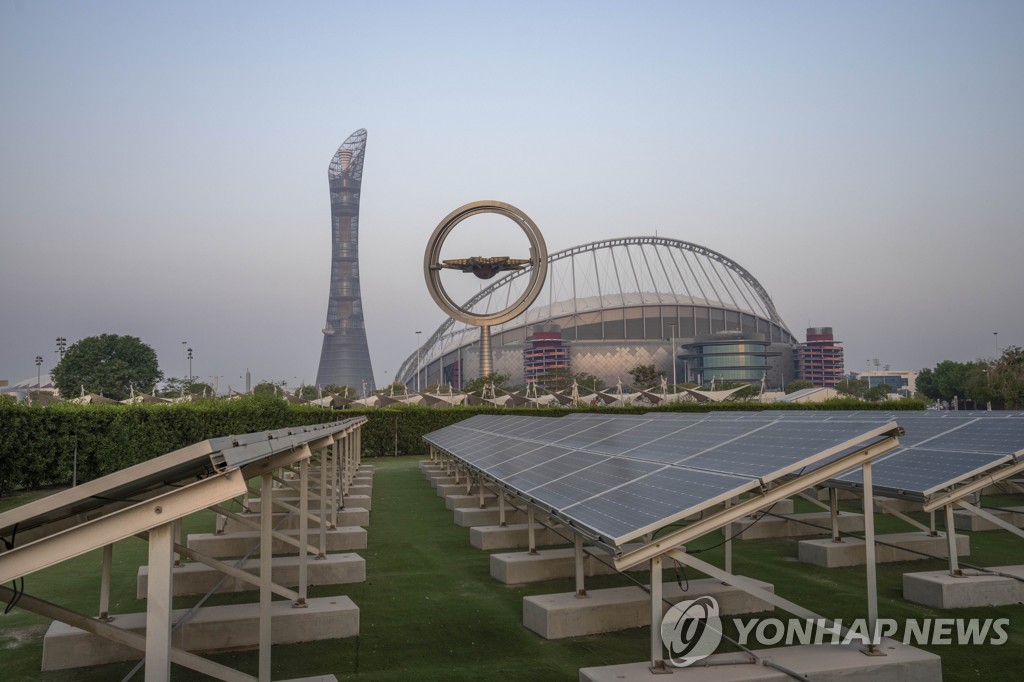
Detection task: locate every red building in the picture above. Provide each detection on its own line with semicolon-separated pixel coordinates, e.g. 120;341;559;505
795;327;845;387
523;325;571;389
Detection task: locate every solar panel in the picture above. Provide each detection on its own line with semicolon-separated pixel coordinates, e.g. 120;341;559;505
424;413;899;545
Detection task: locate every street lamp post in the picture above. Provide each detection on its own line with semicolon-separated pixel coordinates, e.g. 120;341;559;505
35;355;43;389
415;330;423;392
187;347;193;382
669;323;678;392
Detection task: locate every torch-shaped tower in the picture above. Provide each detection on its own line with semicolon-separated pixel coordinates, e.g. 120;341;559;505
315;129;375;390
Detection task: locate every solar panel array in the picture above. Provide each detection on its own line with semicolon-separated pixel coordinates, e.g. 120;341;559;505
425;414;897;545
634;411;1024;499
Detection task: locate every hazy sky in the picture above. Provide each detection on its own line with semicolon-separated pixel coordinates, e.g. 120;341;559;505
2;1;1021;391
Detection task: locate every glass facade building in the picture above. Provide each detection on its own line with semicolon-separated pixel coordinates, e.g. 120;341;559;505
680;333;779;386
315;129;376;391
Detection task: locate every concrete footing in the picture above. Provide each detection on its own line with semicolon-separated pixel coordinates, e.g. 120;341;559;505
730;512;863;540
579;640;941;681
41;596;358;671
798;532;970;568
469;523;568;551
524;577;774;639
454;507;528;527
445;493;498;510
187;526;367;558
953;507;1024;532
903;564;1024;608
873;497;923;514
490;546;643;584
217;507;369;533
137;553;365;597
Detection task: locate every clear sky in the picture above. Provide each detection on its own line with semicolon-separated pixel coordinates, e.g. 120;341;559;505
2;1;1021;390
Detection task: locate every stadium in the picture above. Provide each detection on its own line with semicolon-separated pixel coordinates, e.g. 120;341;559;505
396;236;797;390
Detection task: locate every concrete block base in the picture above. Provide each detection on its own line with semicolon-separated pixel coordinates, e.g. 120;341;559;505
903;564;1024;608
873;497;922;514
138;553;365;597
798;532;969;568
469;523;568;551
343;495;371;510
430;476;457;489
445;493;497;510
491;546;644;585
953;507;1024;532
217;508;369;533
41;596;358;671
525;577;774;639
436;483;466;498
579;641;940;682
731;512;863;540
454;507;527;528
188;526;367;558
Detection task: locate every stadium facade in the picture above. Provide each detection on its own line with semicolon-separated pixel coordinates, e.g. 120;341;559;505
315;129;376;391
396;237;797;390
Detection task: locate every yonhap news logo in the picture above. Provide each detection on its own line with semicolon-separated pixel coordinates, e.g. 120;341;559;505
661;596;1010;668
659;596;724;667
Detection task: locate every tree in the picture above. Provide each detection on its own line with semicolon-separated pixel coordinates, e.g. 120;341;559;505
464;373;509;394
51;334;162;401
835;379;868;399
574;373;606;393
253;381;285;398
916;360;976;404
785;380;814;394
990;346;1024;409
159;377;214;398
863;384;892;402
296;385;320;401
321;384;358;398
628;364;665;390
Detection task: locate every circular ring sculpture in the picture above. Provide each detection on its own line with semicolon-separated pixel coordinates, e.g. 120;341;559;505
423;200;547;378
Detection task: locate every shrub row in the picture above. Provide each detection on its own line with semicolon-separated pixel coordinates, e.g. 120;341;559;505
0;397;925;496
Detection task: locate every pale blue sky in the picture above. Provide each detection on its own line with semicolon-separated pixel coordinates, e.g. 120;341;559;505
2;1;1021;389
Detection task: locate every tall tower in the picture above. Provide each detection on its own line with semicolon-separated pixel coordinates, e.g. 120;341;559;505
315;129;375;390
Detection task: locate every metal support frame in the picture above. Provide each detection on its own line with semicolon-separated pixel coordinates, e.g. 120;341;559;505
649;555;667;673
499;493;507;527
724;496;733;574
146;522;175;681
0;419;364;682
830;487;842;543
98;543;113;621
527;506;538;555
666;549;858;644
873;498;931;534
575;535;587;598
259;472;272;682
861;460;883;655
956;499;1024;540
0;587;255;682
297;456;309;607
944;504;962;577
797;489;832;512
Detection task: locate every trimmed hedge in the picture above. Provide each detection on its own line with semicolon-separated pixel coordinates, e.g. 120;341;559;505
0;398;925;496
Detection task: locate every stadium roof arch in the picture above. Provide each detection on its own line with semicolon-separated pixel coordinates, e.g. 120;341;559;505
397;236;793;384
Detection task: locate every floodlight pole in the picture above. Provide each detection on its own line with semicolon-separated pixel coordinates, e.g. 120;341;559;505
415;330;422;391
669;324;677;392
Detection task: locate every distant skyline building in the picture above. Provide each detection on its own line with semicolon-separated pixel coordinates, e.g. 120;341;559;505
523;325;571;389
315;129;375;390
795;326;845;387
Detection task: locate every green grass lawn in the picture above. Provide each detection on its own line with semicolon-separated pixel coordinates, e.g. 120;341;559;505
2;456;1024;680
